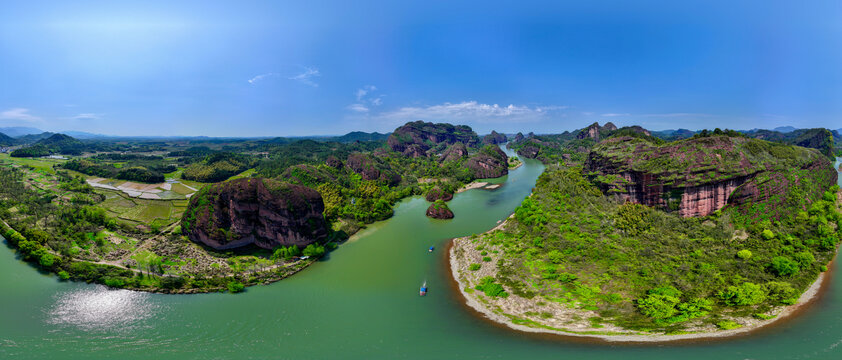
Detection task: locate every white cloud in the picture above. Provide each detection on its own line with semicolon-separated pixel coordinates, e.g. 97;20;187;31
356;85;377;101
67;113;102;120
347;85;384;113
0;108;40;122
288;67;320;87
371;101;566;125
347;104;369;113
247;72;278;84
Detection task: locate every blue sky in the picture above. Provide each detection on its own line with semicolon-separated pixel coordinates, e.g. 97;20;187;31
1;0;841;137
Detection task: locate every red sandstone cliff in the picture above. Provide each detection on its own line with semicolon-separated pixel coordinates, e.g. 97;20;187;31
585;136;837;218
182;178;328;250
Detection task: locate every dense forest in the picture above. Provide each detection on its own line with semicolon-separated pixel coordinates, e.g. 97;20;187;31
461;131;840;333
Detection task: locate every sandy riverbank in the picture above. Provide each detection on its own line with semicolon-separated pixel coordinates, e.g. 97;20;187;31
456;182;489;193
449;217;836;343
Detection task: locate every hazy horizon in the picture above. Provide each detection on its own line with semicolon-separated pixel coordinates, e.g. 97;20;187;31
2;1;841;137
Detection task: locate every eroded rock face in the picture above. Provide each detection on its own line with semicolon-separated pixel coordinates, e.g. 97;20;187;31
465;145;509;178
426;201;454;219
345;153;401;185
578;122;601;140
517;144;540;159
585;136;837;218
387;121;479;155
425;186;454;202
482;130;507;145
325;156;343;169
182;178;328;250
441;143;469;162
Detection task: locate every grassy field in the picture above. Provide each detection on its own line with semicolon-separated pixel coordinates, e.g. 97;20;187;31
227;168;256;180
97;189;184;226
0;153;66;174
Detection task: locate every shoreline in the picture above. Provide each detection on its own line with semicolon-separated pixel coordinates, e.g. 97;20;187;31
448;217;837;343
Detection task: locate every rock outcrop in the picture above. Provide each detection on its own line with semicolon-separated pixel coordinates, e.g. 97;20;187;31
426;200;454;219
345;153;401;185
325;155;343;169
577;122;602;140
465;145;509;178
440;143;469;162
182;178;328;250
482;130;507;145
425;186;454;202
585;135;837;218
387;121;480;156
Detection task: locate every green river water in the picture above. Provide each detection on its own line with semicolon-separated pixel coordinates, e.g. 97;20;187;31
1;153;841;360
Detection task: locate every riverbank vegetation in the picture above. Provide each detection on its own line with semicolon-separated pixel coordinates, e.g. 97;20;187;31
0;122;511;292
459;161;840;333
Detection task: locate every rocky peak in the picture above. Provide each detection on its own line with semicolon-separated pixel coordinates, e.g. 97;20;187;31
482;130;507;145
577;122;602;140
182;178;328;250
387;121;480;156
426;199;454;219
465;145;509;178
585;136;837;218
345;153;401;185
441;143;469;162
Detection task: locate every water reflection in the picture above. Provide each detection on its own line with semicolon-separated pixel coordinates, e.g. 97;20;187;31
47;285;159;332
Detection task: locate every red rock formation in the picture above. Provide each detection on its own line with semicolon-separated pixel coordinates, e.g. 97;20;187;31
465;145;509;178
426;200;454;219
441;143;469;162
482;130;507;145
387;121;479;155
183;178;328;250
425;186;454;202
577;122;601;140
585;136;837;218
345;153;401;185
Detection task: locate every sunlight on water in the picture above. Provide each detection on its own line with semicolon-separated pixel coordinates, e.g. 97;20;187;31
46;285;159;332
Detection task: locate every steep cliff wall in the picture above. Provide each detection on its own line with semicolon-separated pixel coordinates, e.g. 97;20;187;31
465;145;509;179
387;120;480;156
182;178;328;250
586;135;837;218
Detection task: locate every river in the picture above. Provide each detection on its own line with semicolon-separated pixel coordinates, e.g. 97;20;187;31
1;154;841;359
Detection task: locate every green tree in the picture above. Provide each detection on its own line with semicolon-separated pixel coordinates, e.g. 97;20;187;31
770;256;800;276
718;282;766;306
227;281;245;293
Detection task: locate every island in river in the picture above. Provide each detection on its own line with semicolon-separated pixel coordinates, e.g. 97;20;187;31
452;126;841;338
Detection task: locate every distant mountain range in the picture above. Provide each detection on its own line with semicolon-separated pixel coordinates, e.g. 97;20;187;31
0;126;44;137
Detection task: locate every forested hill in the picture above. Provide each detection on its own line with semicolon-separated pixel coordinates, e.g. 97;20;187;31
10;133;85;157
508;123;840;165
0;132;14;146
459;131;840;335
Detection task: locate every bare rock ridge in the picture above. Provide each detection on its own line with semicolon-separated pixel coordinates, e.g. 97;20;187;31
386;121;509;178
182;178;328;250
387;120;480;157
345;153;401;186
482;130;507;145
440;142;469;162
465;145;509;178
585;135;837;217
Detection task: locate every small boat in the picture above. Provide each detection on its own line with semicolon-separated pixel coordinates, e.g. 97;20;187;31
420;282;428;296
428;246;434;252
